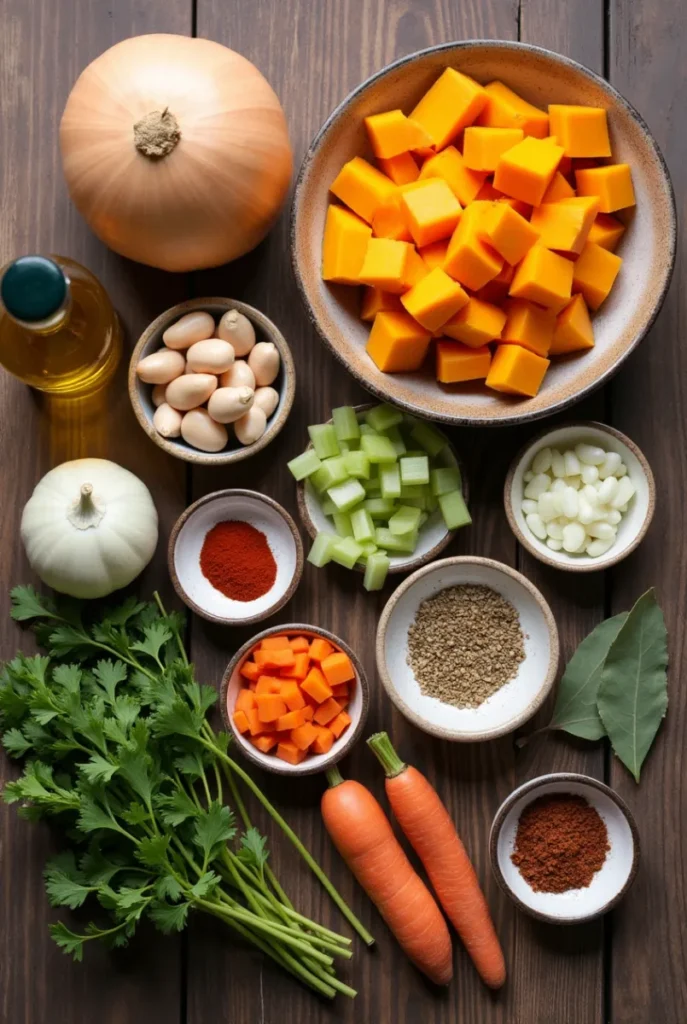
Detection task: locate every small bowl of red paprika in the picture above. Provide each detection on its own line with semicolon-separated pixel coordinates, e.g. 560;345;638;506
168;489;304;625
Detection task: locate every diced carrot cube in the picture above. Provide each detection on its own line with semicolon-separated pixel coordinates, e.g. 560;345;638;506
338;698;350;710
301;668;333;704
291;722;319;751
276;709;307;731
245;708;264;736
276;740;307;765
314;697;343;726
240;660;260;682
329;711;352;739
251;733;279;753
248;681;257;692
260;635;291;650
302;705;315;721
255;694;287;723
286;652;310;681
233;710;250;734
280;681;306;712
331;682;350;698
255;675;283;695
309;638;334;662
289;636;310;653
312;727;335;755
235;689;257;713
254;648;296;671
321;652;356;687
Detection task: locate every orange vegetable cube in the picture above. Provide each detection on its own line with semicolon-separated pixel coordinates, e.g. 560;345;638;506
575;164;635;213
443;297;506;348
418;239;449;271
463;127;524;172
509;245;573;312
276;740;306;765
410;68;488;149
572;242;622;309
366;311;432;373
550;294;595;355
309;638;334;662
486;345;550;397
291;722;319;751
255;694;287;723
302;705;315;721
378;151;420;186
480;202;540;265
436;341;491;383
330;156;396;223
280;681;306;712
476;262;515;304
321;205;372;285
364;109;431;159
254;648;296;671
360;286;403;321
541;171;576;203
399;179;462;248
493;136;564;206
331;682;350;698
501;299;556;358
275;708;307;732
261;635;291;650
247;681;257;692
301;667;334;704
255;675;283;695
371;193;413;242
358;238;427;294
235;689;257;713
419;146;486;206
314;697;343;725
311;727;335;755
476;81;549;138
251;733;279;754
444;203;503;291
239;660;260;682
548;105;611;158
289;636;310;653
321;651;356;687
400;267;469;332
233;710;250;734
329;711;352;740
588;213;625;252
245;708;264;737
284;653;310;681
474;180;532;219
529;196;600;255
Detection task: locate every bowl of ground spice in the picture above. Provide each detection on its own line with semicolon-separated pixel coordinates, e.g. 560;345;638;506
169;489;304;625
375;556;559;741
490;773;640;923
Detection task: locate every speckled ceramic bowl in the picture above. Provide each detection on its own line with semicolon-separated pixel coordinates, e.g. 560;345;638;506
292;41;676;426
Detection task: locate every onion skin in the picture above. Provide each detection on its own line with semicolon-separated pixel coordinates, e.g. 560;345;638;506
59;35;293;271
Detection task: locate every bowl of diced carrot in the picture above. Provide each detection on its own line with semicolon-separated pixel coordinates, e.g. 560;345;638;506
292;40;675;425
221;625;369;775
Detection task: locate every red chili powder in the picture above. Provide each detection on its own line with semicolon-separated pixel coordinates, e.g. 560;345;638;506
200;520;277;601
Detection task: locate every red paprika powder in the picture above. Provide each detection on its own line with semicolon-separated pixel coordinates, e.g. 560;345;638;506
200;520;277;601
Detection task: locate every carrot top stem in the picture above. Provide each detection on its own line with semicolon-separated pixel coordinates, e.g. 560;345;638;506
367;732;407;779
326;766;345;788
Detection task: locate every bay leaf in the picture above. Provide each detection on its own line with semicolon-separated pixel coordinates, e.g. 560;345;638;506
548;612;629;740
597;589;668;782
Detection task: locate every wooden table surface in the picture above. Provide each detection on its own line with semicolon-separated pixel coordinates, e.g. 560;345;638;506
1;2;685;1022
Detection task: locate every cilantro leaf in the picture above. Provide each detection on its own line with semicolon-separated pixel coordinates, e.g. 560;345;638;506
131;623;173;665
193;802;236;863
77;795;122;835
156;874;184;902
155;788;199;827
50;921;85;961
44;855;95;909
10;585;58;622
103;597;147;627
137;835;170;868
2;727;31;757
92;660;128;704
149;900;190;934
80;755;118;785
117;747;153;806
237;827;269;874
190;871;220;899
150;699;203;740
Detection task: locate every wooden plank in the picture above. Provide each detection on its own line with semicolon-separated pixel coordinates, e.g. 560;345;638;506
607;2;687;1021
0;3;190;1022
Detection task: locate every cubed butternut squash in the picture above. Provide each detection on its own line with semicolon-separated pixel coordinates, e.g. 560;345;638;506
493;136;564;206
443;296;506;347
509;245;573;312
261;635;291;650
410;68;488;148
480;202;540;265
371;193;413;242
330;156;396;223
309;638;334;662
587;213;625;251
476;81;549;138
418;238;450;271
548;105;611;158
399;179;462;247
360;286;403;321
364;109;432;159
358;238;427;293
280;681;306;712
475;180;532;219
436;340;491;383
418;146;486;205
501;299;556;357
400;267;469;331
444;202;503;291
301;667;333;703
529;196;600;254
486;344;550;397
366;310;432;372
541;170;576;203
321;651;356;686
571;242;622;309
575;164;636;212
550;294;595;354
378;151;420;185
463;127;524;171
313;697;343;725
475;262;515;304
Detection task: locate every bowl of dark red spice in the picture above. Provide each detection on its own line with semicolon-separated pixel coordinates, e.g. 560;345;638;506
168;489;304;625
490;774;640;923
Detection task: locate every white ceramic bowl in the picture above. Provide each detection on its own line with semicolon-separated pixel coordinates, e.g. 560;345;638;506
490;773;640;923
505;421;655;572
220;624;369;776
168;490;303;625
375;556;559;741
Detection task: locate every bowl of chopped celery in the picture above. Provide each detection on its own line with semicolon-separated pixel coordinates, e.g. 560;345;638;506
289;402;469;591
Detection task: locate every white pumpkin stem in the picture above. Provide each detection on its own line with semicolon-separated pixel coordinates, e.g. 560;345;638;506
133;109;181;159
67;483;105;530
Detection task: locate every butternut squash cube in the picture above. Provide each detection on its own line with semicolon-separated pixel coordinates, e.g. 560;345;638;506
371;193;412;241
463;127;524;171
444;203;504;291
443;296;506;348
322;205;372;285
400;267;469;332
494;136;564;206
399;179;462;248
475;181;532;219
475;262;514;304
588;213;625;252
358;238;427;294
501;299;556;357
418;146;486;205
550;294;595;355
410;68;488;149
548;105;611;158
481;202;540;265
476;81;549;138
366;311;432;372
529;196;600;255
575;164;636;212
486;344;550;397
436;340;491;383
418;238;449;271
378;151;420;185
509;245;573;312
571;242;622;309
360;287;403;321
330;156;396;223
541;170;576;203
364;109;432;159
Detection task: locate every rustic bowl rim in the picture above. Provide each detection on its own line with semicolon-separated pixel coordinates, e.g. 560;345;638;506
220;622;370;776
375;555;560;741
128;297;296;465
504;420;656;572
489;772;641;924
291;38;677;427
295;402;468;574
167;489;304;625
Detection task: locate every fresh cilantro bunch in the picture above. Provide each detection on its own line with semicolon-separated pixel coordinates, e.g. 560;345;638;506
0;586;368;998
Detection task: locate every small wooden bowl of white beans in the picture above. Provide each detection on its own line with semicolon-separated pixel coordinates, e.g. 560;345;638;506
129;298;295;466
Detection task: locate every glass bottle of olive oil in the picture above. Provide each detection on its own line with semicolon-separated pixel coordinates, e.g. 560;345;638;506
0;255;121;395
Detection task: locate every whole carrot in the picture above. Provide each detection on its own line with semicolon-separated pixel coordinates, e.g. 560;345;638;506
367;732;506;989
321;767;453;986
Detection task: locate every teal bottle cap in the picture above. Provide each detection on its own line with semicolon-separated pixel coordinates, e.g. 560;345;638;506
1;256;67;322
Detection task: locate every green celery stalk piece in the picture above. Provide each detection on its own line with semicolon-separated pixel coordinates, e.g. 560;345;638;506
375;526;418;553
383;424;407;456
418;511;429;528
287;449;322;481
361;433;398;464
310;455;349;492
344;450;371;480
320;496;337;516
364;403;403;432
439;489;472;530
363;552;391;592
339;441;350;455
425;492;438;513
331;536;363;569
380;464;401;500
430;466;462;496
364;497;397;518
388;505;422;535
363;479;382;497
401;495;427;510
308;423;340;459
411;420;448;457
350;507;376;543
358;541;379;557
399;483;424;499
400;455;430;486
327;478;366;512
307;531;339;567
332;406;361;442
359;423;375;435
332;512;353;537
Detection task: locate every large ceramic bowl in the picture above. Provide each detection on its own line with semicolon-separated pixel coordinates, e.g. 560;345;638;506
292;41;676;426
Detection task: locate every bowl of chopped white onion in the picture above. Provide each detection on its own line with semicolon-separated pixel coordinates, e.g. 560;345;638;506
504;422;655;572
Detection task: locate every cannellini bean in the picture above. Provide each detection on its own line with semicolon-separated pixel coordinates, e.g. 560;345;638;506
152;384;167;407
162;311;215;350
586;537;615;558
547;521;564;540
538;492;558;522
207;386;255;424
136;348;186;384
575;443;606;465
576;495;596;524
252;386;279;418
564;475;581;490
153;403;183;438
524;473;551;499
521;498;538;515
551;449;566;478
616;462;628;478
598;451;622;479
596;476;619;505
547;539;563;551
247;342;280;387
532;446;552;474
180;409;228;452
525;513;548;540
186;339;235;374
580;464;599;485
587;522;616;541
564;451;581;476
523;471;534;483
607;510;622;525
563;522;586;553
582;484;599;505
217;309;256;357
561;486;579;519
610;476;636;509
550;478;567;494
220;360;256;390
165;373;217;412
234;406;267;446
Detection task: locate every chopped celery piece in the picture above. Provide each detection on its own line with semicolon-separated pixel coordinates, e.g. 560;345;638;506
361;433;398;464
364;497;397;518
332;406;361;442
327;478;366;512
425;492;438;513
332;512;353;537
400;455;430;486
399;483;424;499
359;423;376;436
307;531;338;567
401;495;427;510
288;449;323;481
339;441;350;455
346;436;361;450
363;478;382;496
364;552;391;591
388;505;422;535
380;464;401;500
401;450;426;458
308;423;340;459
350;508;376;543
410;420;448;457
418;511;429;528
375;526;418;553
331;536;363;569
430;466;461;496
365;403;404;432
310;455;349;492
320;497;337;516
358;541;379;557
344;450;371;480
383;425;407;456
439;489;472;529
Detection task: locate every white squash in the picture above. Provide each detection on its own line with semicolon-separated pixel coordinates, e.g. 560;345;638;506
21;459;158;598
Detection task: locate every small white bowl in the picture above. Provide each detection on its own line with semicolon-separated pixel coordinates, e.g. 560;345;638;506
505;421;655;572
168;490;303;625
490;773;640;924
375;556;559;742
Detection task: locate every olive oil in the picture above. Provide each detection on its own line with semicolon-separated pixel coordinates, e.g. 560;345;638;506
0;255;121;395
